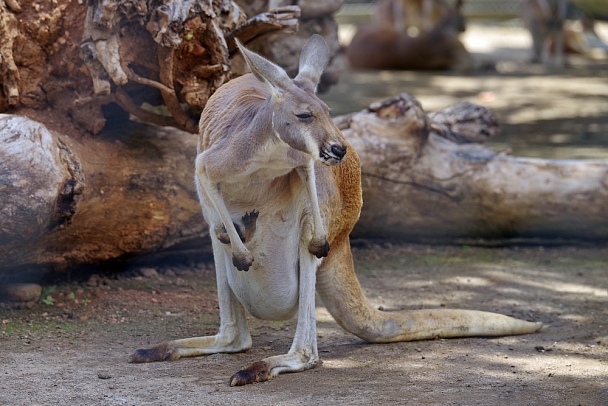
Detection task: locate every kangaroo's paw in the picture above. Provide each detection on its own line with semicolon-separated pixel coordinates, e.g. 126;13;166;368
215;225;231;244
229;361;271;386
233;250;254;271
241;210;259;243
129;342;179;363
215;223;247;245
308;237;330;258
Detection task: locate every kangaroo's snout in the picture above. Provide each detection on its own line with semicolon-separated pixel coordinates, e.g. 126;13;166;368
331;144;347;160
320;142;347;165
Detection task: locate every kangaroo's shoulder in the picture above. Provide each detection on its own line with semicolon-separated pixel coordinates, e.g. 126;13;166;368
198;74;270;152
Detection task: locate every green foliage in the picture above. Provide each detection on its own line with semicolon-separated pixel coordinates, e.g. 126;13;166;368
39;286;56;306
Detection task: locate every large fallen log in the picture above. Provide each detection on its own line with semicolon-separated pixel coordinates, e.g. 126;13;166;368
3;93;608;272
0;114;206;270
341;94;608;243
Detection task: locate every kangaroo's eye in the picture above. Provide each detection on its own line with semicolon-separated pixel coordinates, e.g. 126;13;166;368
296;113;313;120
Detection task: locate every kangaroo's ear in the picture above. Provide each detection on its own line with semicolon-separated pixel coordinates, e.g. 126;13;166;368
295;34;329;92
236;39;291;95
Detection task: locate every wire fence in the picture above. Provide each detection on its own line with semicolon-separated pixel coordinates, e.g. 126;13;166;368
340;0;607;20
340;0;522;19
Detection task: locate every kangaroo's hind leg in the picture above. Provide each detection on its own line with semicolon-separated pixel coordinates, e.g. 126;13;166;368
129;237;252;363
229;223;321;386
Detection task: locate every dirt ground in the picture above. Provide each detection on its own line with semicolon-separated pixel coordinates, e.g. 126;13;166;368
1;243;606;405
1;23;608;406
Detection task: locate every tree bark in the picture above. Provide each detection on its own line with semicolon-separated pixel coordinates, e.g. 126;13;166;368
0;0;341;134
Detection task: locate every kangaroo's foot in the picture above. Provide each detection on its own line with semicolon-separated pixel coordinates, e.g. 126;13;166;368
130;332;252;363
129;342;179;363
241;210;259;243
229;361;271;386
229;352;319;386
215;210;259;245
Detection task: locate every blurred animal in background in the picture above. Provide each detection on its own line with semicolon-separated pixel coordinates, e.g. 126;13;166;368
347;0;472;70
375;0;466;37
521;0;608;66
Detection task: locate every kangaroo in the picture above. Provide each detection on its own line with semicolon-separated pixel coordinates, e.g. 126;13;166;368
130;35;542;386
348;0;471;70
522;0;607;65
375;0;466;36
521;0;569;65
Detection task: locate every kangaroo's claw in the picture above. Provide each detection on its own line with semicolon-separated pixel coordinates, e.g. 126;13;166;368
229;361;271;386
129;343;179;363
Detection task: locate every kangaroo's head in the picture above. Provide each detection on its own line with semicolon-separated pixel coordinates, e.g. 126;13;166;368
236;35;347;166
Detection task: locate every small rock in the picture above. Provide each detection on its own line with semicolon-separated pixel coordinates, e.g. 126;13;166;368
163;269;176;277
87;274;101;287
138;267;159;278
3;283;42;302
98;372;112;379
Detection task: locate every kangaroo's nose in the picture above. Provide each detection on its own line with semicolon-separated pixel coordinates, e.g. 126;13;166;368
331;144;347;159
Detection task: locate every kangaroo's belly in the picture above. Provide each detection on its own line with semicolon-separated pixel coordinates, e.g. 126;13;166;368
214;174;314;321
226;202;304;320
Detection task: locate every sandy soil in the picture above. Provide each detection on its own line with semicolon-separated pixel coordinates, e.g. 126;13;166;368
1;23;608;406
